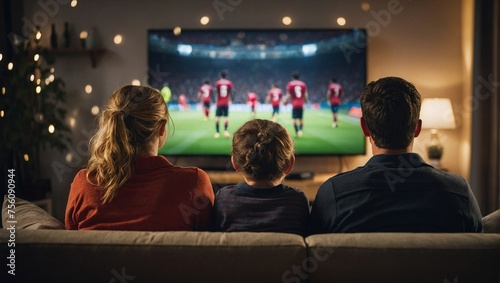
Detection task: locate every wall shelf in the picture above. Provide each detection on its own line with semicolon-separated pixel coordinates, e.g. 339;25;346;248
44;48;107;68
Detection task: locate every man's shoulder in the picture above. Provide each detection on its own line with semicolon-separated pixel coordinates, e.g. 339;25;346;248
331;165;366;179
321;166;366;188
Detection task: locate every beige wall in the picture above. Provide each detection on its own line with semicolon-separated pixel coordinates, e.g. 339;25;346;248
21;0;472;220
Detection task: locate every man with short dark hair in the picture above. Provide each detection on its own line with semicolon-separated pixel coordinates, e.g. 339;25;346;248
309;77;483;234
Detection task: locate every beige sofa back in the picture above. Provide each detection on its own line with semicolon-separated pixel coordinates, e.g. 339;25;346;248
0;229;306;283
1;230;499;283
306;233;500;283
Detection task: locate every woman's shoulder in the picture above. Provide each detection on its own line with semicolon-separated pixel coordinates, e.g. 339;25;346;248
168;164;208;177
155;159;211;184
138;156;206;174
72;169;90;184
68;169;102;200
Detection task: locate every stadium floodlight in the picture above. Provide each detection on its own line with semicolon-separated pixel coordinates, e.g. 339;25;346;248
177;44;193;56
301;43;317;57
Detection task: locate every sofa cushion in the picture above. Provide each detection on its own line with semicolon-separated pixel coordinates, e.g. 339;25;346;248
0;230;307;283
2;195;64;230
483;209;500;233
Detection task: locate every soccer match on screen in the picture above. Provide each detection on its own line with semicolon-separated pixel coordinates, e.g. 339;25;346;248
148;29;367;156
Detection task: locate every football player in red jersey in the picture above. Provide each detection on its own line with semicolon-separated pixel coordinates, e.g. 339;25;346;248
178;94;188;111
214;71;234;138
198;80;213;121
327;78;344;128
284;73;309;137
266;83;282;122
247;91;258;118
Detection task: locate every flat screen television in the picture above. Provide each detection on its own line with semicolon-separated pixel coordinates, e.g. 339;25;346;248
148;28;366;156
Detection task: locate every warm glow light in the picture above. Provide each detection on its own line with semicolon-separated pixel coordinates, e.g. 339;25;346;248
131;79;141;86
0;110;4;117
34;54;40;61
49;74;55;82
0;53;3;61
114;34;123;45
36;31;42;40
337;17;346;26
66;153;73;163
48;124;55;133
36;79;41;85
282;16;292;26
85;84;92;94
421;98;457;129
91;105;100;115
35;113;44;122
69;117;76;128
7;62;13;70
173;27;182;36
80;31;88;39
24;154;29;162
30;74;35;81
1;87;5;95
361;2;371;12
45;78;51;85
71;0;78;7
50;68;55;73
36;86;41;93
200;16;210;25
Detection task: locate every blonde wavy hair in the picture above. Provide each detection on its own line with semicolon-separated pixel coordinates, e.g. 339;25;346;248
87;85;169;204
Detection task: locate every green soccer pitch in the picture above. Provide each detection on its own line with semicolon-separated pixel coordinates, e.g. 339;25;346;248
159;106;365;156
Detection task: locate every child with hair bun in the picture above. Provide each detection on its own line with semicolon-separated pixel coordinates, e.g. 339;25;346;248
214;119;309;235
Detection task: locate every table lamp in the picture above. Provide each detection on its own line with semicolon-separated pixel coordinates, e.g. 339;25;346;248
420;98;456;168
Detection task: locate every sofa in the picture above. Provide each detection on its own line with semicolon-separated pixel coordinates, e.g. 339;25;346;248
1;197;499;283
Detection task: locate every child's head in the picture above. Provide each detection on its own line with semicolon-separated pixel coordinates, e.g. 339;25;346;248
231;119;294;182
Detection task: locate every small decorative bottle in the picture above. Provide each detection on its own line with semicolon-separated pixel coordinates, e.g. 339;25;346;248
50;23;58;49
63;22;71;48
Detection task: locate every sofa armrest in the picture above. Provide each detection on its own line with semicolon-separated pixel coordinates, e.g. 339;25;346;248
483;209;500;233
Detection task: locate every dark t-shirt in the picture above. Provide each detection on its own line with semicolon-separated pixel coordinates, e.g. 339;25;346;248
214;182;310;235
309;153;483;234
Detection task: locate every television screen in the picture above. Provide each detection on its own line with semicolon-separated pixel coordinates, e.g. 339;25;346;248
148;28;366;156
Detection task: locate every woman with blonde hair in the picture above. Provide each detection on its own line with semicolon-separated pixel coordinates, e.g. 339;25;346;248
65;85;214;231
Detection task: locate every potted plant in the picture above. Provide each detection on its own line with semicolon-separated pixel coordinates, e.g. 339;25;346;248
0;27;71;200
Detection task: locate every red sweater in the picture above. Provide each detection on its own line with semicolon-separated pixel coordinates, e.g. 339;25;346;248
65;156;214;231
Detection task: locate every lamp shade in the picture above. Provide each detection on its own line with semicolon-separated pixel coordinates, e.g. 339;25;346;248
420;98;456;129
